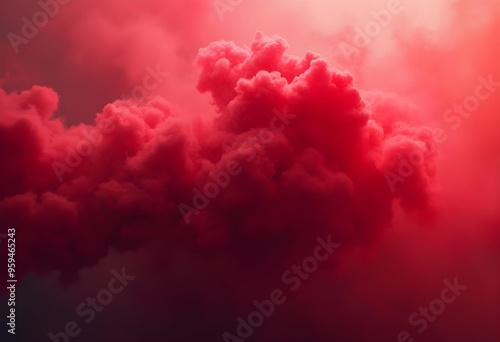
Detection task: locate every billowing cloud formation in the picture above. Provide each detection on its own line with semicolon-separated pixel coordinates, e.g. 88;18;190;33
1;1;499;341
0;33;437;282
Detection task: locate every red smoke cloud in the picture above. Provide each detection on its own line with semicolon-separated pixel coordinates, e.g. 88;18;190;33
0;1;499;342
0;32;437;281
